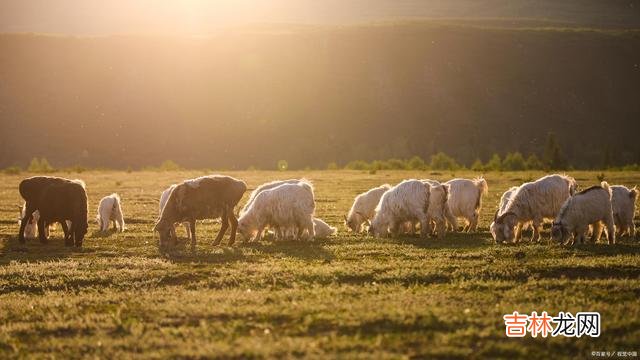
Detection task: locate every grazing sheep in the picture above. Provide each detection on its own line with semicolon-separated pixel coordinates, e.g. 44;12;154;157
420;180;450;240
611;185;637;238
18;206;46;239
495;186;532;243
238;181;315;242
491;174;577;244
17;176;84;244
154;175;247;249
369;179;431;238
313;218;337;239
551;182;615;245
159;185;191;240
97;193;125;232
36;179;89;247
240;179;303;215
344;184;392;233
444;178;488;232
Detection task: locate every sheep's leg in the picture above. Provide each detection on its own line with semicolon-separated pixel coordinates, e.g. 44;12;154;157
228;212;238;245
444;206;457;232
531;221;541;242
61;221;70;244
37;218;48;244
189;220;197;251
118;218;125;232
514;223;523;243
66;221;75;247
419;216;430;239
435;218;446;240
605;214;616;245
184;222;191;239
591;222;603;243
213;207;229;246
18;205;35;244
469;212;479;232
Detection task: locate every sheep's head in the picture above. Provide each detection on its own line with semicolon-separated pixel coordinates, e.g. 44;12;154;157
368;215;387;238
153;219;173;247
236;217;255;241
490;211;516;243
551;221;568;243
345;212;367;233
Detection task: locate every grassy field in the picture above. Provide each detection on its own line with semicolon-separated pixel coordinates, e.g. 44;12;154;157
0;170;638;359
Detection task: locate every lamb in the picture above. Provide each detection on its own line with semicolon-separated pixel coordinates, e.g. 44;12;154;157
491;174;577;244
611;185;637;238
154;175;247;250
551;182;615;245
159;185;191;240
344;184;392;233
17;176;84;243
18;206;45;239
369;179;431;238
97;193;125;232
237;181;315;242
313;218;337;239
444;178;488;232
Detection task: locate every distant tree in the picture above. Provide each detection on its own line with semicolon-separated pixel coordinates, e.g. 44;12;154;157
407;156;426;170
543;133;568;170
471;158;484;172
344;160;370;170
525;154;544;170
485;153;502;171
502;152;526;171
326;162;339;170
159;160;181;171
3;166;21;175
386;158;408;170
28;157;54;173
430;152;459;170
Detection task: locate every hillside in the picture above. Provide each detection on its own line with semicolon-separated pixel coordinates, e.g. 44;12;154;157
1;22;640;169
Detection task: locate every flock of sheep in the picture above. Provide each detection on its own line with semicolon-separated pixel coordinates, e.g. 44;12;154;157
16;174;637;250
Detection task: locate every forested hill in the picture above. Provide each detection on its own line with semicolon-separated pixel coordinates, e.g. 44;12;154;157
1;22;640;169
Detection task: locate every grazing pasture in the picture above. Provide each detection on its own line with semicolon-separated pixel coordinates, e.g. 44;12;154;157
0;170;638;359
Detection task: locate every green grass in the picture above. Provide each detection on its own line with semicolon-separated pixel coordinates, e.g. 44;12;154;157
0;170;638;359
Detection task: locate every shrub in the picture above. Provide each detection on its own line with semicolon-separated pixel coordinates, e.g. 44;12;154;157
407;156;426;170
502;152;526;171
485;154;502;171
27;157;55;173
3;166;21;175
471;159;484;172
344;160;370;170
326;162;339;170
525;154;544;170
386;158;408;170
429;152;459;170
159;160;182;171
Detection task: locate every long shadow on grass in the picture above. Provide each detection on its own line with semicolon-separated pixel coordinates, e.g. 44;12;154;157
245;239;335;262
0;234;85;264
387;232;491;250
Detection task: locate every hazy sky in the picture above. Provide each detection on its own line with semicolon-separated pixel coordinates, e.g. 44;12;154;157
1;0;639;35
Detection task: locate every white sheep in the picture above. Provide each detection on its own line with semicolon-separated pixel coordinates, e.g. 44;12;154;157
344;184;392;233
313;217;337;239
238;181;315;242
551;182;615;245
611;185;637;238
491;174;577;243
18;206;44;239
495;186;531;243
160;185;191;239
240;179;303;215
444;178;488;232
97;193;125;232
420;180;450;240
369;179;431;238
